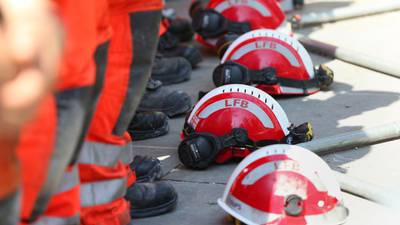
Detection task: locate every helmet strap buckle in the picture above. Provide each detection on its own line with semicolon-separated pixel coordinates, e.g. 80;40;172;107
221;128;250;148
251;67;278;85
284;122;313;144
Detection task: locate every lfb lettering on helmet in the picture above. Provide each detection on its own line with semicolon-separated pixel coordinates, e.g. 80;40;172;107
229;38;301;68
197;97;274;128
255;40;277;50
222;29;313;76
224;99;249;108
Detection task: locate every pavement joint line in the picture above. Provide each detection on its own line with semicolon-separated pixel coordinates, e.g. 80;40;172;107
162;163;183;178
165;178;227;186
132;145;177;150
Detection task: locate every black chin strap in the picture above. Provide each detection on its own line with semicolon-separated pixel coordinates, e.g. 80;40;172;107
219;128;252;148
219;126;312;150
213;61;278;86
184;121;313;150
246;68;278;85
225;20;251;35
277;64;334;94
277;77;319;94
184;123;269;150
214;61;333;95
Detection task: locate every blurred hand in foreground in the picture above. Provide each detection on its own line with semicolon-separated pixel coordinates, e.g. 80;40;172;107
0;0;63;132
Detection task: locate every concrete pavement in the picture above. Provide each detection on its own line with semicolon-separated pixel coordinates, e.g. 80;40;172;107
133;0;400;224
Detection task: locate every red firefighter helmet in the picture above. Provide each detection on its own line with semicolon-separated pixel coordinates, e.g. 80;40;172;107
218;144;349;225
213;29;334;95
178;84;312;169
189;0;286;49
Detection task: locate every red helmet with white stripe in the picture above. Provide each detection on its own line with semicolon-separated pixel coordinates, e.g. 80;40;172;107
178;85;312;169
213;29;334;95
218;144;349;225
189;0;286;49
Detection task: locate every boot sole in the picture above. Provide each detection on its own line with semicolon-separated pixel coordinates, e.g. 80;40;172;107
152;64;191;85
164;96;191;117
162;49;202;68
130;119;169;141
130;192;178;218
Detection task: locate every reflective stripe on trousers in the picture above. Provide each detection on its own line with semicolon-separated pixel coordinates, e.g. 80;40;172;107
78;141;131;207
55;166;79;195
79;141;133;166
80;177;127;207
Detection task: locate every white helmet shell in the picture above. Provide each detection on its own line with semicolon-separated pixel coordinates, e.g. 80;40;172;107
221;29;315;79
218;144;349;225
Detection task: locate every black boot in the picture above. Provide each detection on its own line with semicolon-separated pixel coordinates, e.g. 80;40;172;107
161;9;194;42
158;33;202;68
166;18;194;42
151;54;192;85
138;79;192;117
126;181;178;218
128;112;169;141
168;18;194;42
130;155;163;183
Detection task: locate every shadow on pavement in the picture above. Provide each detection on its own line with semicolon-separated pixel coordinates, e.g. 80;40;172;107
279;81;400;171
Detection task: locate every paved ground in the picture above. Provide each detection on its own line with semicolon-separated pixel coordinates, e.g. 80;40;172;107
133;0;400;224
